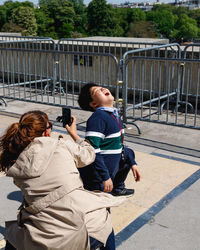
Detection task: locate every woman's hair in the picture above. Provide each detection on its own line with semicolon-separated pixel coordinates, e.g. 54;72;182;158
78;83;98;112
0;110;49;172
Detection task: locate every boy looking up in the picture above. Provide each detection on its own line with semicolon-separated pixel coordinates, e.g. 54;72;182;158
78;83;140;196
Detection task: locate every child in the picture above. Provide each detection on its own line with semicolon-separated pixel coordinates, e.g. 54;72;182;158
78;83;140;196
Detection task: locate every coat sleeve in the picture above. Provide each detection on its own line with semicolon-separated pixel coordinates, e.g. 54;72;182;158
124;147;137;166
63;138;96;168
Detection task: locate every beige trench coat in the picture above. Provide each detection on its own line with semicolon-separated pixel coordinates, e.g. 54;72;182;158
5;137;124;250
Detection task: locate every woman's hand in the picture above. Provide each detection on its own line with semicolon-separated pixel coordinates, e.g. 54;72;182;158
65;115;80;141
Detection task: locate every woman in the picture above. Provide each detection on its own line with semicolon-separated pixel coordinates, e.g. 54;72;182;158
0;110;124;250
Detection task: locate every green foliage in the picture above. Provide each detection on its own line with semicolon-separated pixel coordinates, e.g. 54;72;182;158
152;3;175;12
1;21;23;33
3;0;34;21
147;4;199;41
39;0;75;38
113;8;146;36
1;0;200;42
189;9;200;26
58;23;74;38
68;0;87;35
126;21;157;38
113;8;129;36
172;14;199;41
173;6;188;17
175;13;197;28
0;6;6;30
39;0;75;24
34;8;54;37
147;8;175;37
87;0;108;35
10;6;37;36
87;0;122;36
68;0;84;14
0;1;35;35
128;8;146;23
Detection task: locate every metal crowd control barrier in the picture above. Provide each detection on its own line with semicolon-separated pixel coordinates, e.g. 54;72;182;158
57;38;167;57
44;50;119;108
0;37;199;132
57;38;173;114
0;38;55;49
121;43;200;130
57;38;167;84
0;38;56;106
1;37;167;113
0;40;119;109
180;44;200;127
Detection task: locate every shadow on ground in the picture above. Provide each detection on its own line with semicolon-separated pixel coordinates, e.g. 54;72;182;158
7;191;23;203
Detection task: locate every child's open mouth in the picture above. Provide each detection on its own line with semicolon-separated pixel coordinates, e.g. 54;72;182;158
105;92;110;96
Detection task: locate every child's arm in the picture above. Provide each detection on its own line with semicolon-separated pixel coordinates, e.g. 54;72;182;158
103;178;113;192
124;147;141;182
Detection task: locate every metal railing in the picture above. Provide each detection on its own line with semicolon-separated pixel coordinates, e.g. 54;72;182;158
57;38;169;82
57;38;168;57
121;44;199;130
0;35;53;41
0;38;55;50
0;37;199;132
0;39;119;109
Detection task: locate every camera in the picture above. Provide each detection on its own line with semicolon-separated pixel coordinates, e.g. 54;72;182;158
56;108;72;127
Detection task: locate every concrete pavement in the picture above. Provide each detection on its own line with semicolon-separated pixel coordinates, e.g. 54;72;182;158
0;99;200;250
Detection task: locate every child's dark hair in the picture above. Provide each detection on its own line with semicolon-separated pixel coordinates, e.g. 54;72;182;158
78;83;98;111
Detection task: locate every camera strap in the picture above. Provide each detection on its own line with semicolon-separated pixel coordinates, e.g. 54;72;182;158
110;114;125;160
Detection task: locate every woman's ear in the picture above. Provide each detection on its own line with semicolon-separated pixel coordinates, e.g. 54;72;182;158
42;129;51;137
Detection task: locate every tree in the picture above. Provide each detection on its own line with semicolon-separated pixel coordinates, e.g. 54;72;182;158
128;8;146;23
0;6;6;30
87;0;123;36
189;9;200;27
147;9;176;38
173;6;188;17
172;14;199;41
113;7;129;36
34;8;55;37
3;0;34;21
68;0;87;35
39;0;75;38
1;22;23;33
152;3;174;13
126;21;157;38
11;6;37;36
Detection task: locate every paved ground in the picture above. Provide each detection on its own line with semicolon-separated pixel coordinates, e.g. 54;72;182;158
0;99;200;250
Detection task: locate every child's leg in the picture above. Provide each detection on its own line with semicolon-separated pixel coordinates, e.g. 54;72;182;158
100;229;115;250
112;161;132;192
5;240;16;250
112;147;136;193
90;237;104;250
78;165;104;191
90;229;115;250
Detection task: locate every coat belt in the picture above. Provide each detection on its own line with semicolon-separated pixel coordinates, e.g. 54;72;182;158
25;178;83;214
